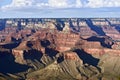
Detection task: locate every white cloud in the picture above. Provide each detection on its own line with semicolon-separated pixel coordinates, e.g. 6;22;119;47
86;0;120;8
1;0;34;10
12;0;34;6
47;0;84;8
48;0;68;8
86;0;103;8
1;0;120;11
76;0;82;7
36;3;48;7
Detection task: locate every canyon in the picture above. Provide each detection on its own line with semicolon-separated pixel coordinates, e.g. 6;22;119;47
0;18;120;80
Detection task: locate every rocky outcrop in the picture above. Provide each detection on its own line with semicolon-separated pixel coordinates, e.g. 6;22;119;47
0;27;16;43
27;50;100;80
107;18;120;25
98;54;120;80
63;22;71;32
30;39;45;53
63;51;82;61
103;26;120;41
14;41;30;50
92;20;109;26
12;49;26;64
84;48;120;57
55;32;80;52
82;41;102;49
80;26;97;36
12;41;30;64
112;42;120;49
47;22;56;29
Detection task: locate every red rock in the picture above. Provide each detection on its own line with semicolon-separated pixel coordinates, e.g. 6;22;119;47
63;52;80;61
84;48;120;56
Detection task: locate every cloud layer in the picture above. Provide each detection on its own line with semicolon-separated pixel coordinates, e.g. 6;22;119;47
86;0;120;8
1;0;120;10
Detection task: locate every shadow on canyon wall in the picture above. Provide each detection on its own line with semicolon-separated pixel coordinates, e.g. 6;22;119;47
0;51;30;74
105;19;120;33
0;20;6;31
2;42;20;49
24;50;43;62
45;48;59;59
74;49;99;67
86;19;106;36
115;26;120;33
86;36;113;48
56;19;65;31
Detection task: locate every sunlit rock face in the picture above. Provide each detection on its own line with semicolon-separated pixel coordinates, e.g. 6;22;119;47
112;42;120;50
12;41;30;64
63;51;82;62
12;49;26;64
63;22;70;32
55;32;80;52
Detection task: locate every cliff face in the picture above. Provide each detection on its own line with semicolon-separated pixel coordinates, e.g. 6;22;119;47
63;22;70;32
84;48;120;57
55;32;80;52
103;26;120;41
112;42;120;49
98;53;120;79
63;51;81;61
12;49;26;64
27;51;100;80
12;41;30;64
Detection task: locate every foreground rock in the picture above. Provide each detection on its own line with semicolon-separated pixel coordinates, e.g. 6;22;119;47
27;51;100;80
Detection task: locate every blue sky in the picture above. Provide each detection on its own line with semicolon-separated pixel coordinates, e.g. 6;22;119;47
0;0;120;18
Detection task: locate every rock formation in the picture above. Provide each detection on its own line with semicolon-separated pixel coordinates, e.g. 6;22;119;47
0;18;120;80
12;49;26;64
12;41;30;64
63;22;71;32
112;42;120;50
55;32;80;52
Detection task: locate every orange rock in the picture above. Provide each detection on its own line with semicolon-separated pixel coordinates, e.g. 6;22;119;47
63;52;79;61
12;49;26;64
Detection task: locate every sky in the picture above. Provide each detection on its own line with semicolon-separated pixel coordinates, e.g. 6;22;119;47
0;0;120;18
